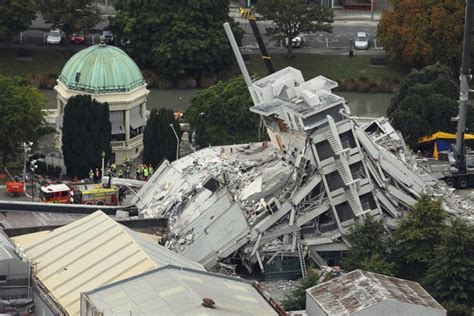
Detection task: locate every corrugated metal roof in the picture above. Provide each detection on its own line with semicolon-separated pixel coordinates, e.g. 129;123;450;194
82;265;278;315
306;270;445;315
0;230;17;260
12;211;203;316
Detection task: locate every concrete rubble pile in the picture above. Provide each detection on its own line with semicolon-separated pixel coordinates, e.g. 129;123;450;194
133;67;473;273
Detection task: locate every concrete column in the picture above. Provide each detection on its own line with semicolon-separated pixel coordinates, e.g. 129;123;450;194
141;102;147;122
125;109;130;144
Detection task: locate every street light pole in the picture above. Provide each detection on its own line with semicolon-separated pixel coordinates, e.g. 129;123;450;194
169;124;180;161
101;151;106;180
22;142;33;199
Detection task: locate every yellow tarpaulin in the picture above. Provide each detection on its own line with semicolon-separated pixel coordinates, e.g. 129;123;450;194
417;131;474;144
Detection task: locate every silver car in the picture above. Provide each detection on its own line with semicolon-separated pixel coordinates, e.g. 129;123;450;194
47;29;62;45
354;32;369;50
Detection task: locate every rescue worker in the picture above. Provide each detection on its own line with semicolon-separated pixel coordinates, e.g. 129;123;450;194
136;164;143;180
89;168;94;184
124;156;130;167
111;162;117;174
149;165;154;175
143;164;149;180
117;168;123;178
95;168;100;183
125;165;130;179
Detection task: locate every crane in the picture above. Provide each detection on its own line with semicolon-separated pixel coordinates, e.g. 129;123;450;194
240;7;275;74
444;0;474;188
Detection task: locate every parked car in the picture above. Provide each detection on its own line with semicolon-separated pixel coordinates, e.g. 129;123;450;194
102;30;114;44
70;33;85;44
46;29;62;45
120;37;131;46
354;32;369;50
285;35;303;48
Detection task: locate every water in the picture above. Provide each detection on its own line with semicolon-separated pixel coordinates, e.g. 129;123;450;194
337;91;393;117
40;89;393;117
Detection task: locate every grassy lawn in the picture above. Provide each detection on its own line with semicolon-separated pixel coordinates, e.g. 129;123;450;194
245;54;409;83
0;48;67;77
0;47;408;86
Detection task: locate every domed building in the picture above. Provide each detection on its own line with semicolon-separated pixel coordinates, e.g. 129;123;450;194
55;39;149;164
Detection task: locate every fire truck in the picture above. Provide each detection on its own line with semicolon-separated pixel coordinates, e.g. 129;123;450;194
39;183;120;205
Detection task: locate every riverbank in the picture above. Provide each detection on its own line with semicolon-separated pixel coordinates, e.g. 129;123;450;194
40;88;393;117
0;48;407;92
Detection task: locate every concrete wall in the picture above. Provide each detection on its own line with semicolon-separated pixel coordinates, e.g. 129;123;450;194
0;258;29;299
33;291;59;316
353;300;446;316
305;294;327;316
304;295;446;316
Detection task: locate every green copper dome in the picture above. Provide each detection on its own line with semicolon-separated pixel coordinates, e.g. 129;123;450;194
58;43;145;94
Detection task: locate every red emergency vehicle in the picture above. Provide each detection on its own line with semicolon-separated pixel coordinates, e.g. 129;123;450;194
39;183;119;205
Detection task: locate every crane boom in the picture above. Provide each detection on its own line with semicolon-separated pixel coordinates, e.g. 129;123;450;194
240;7;275;74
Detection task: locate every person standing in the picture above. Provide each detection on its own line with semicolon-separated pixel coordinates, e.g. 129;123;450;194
95;168;100;183
125;164;130;179
89;168;94;184
143;164;149;180
136;164;143;180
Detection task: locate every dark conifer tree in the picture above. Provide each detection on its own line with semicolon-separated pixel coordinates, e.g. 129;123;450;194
143;108;181;167
62;95;112;179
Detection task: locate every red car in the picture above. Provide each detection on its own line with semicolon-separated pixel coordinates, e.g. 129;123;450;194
70;33;85;44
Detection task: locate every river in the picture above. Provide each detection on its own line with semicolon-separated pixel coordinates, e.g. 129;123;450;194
40;89;393;117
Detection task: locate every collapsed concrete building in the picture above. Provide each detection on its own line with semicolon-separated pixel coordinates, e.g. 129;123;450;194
133;67;473;278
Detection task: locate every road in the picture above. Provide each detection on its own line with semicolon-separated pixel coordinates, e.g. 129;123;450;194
241;20;379;50
14;15;379;54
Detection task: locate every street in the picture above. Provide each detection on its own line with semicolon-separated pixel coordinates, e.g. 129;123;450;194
11;10;381;54
241;20;379;50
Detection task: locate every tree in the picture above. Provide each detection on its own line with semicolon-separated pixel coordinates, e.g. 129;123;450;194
281;268;319;311
62;95;111;179
38;0;100;38
112;0;241;83
184;76;260;147
143;108;181;167
0;0;37;41
257;0;333;59
392;194;448;282
378;0;464;69
0;75;44;166
387;63;474;147
424;219;474;314
341;215;395;276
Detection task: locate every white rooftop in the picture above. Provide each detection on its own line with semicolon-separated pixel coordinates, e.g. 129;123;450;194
82;265;279;315
12;211;203;315
306;270;445;315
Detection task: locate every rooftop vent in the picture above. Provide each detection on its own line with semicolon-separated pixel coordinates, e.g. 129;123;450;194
202;298;216;308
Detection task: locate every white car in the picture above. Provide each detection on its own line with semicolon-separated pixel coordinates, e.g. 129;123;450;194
354;32;369;50
47;29;62;45
285;35;303;48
